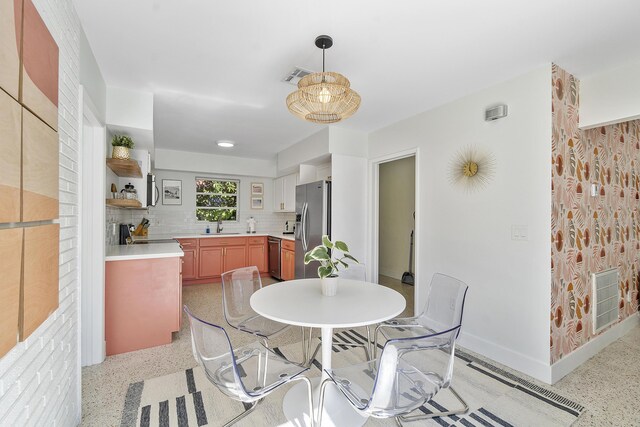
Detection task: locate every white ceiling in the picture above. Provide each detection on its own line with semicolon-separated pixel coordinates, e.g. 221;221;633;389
75;0;640;158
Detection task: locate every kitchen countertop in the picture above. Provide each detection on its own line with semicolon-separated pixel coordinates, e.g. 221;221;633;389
106;242;184;262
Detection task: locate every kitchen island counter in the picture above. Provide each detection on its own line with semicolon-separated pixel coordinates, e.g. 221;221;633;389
105;242;184;261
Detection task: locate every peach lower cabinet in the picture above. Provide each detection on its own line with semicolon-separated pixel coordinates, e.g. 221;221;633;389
105;243;184;356
177;236;269;285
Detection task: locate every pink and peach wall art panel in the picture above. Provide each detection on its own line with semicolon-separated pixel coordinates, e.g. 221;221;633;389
551;64;640;364
0;0;22;100
22;107;59;221
0;89;22;223
21;0;58;130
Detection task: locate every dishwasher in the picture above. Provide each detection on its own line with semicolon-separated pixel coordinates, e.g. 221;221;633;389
268;237;282;280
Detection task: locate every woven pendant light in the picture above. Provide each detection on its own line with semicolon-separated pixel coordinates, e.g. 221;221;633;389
286;35;361;124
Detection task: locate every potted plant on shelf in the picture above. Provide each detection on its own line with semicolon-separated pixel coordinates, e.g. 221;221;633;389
111;135;134;160
304;235;359;296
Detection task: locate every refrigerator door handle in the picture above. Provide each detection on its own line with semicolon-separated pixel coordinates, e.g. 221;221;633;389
304;202;310;251
301;202;308;252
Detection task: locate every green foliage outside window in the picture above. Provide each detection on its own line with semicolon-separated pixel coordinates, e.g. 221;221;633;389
196;178;239;221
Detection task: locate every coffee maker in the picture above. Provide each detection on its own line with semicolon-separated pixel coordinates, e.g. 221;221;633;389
119;224;133;245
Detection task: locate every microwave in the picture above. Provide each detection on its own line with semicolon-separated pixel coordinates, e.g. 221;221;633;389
147;174;159;207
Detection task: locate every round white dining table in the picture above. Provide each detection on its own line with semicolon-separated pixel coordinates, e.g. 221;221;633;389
250;278;406;427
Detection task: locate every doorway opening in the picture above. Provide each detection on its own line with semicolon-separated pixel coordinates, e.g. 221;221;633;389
377;155;416;317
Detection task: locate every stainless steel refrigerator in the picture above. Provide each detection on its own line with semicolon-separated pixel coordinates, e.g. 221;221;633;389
295;180;331;279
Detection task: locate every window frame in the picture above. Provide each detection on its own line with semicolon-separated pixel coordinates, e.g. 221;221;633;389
195;177;240;222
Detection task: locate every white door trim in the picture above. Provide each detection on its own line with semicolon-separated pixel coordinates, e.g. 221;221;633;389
79;86;106;366
368;148;420;315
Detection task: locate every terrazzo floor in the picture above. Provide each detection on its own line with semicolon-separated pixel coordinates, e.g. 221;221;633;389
81;280;640;426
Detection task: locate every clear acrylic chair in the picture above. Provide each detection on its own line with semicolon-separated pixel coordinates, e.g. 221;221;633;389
221;266;290;343
184;306;315;427
373;273;469;421
319;326;461;427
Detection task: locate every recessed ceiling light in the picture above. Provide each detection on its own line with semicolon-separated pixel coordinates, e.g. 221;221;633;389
216;140;235;148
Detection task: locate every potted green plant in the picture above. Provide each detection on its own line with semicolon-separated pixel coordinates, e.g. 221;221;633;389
304;235;359;296
111;135;135;160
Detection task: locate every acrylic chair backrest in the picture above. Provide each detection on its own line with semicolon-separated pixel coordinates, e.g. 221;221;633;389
221;266;262;328
368;326;460;415
184;306;253;402
338;261;366;281
419;273;468;334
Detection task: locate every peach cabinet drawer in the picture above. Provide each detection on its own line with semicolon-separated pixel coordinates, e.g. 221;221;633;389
199;237;248;247
248;236;266;245
282;240;295;251
177;238;197;247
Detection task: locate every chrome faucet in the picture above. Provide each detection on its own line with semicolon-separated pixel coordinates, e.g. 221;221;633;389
216;219;223;234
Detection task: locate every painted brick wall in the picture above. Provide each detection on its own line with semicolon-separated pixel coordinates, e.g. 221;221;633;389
0;0;81;425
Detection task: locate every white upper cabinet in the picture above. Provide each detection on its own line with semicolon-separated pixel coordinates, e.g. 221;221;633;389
273;173;298;212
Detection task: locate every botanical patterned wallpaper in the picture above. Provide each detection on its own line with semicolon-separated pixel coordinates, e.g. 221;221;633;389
551;64;640;363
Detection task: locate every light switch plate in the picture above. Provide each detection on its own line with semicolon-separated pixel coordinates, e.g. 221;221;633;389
511;225;528;241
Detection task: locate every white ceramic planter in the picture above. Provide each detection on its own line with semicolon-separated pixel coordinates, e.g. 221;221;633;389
321;277;338;296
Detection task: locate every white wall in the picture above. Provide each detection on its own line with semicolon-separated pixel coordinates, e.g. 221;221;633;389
117;169;294;237
106;86;154;130
0;0;81;424
379;156;415;279
79;28;106;123
331;154;368;266
368;65;553;381
579;59;640;129
277;128;330;175
329;127;368;157
155;148;277;178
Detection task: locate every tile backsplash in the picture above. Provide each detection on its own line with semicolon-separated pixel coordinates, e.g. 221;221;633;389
116;207;295;238
106;170;297;244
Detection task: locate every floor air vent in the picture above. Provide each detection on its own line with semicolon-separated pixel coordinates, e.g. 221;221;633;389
592;268;619;334
282;67;313;86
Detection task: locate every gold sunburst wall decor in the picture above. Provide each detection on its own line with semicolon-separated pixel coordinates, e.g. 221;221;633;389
449;145;495;192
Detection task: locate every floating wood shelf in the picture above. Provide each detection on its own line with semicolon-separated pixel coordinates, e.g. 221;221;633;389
106;158;142;178
106;199;143;209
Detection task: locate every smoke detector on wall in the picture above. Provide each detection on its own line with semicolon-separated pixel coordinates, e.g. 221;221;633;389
282;67;313;86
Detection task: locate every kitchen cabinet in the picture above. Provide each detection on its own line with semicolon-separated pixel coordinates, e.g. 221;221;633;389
274;173;298;212
105;256;181;355
224;245;247;272
198;247;224;279
281;240;296;281
248;237;268;273
178;236;272;284
181;248;197;280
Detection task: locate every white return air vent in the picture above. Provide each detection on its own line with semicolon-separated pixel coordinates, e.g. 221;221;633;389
282;67;313;86
592;268;619;334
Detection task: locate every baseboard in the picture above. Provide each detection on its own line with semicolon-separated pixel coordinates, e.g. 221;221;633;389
550;313;640;384
458;331;553;384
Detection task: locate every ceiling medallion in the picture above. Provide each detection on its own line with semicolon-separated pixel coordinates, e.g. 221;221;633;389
286;35;361;124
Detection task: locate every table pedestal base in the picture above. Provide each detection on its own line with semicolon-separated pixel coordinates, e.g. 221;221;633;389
283;377;368;427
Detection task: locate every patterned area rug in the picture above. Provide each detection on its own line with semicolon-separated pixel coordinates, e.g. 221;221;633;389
120;330;585;426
